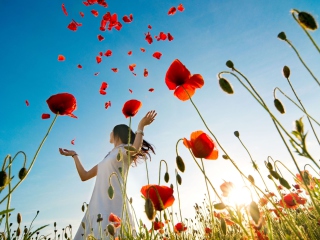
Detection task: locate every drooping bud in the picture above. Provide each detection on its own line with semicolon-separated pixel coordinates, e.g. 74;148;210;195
222;155;229;160
17;213;22;224
249;201;260;225
81;204;85;212
97;213;103;222
176;173;182;185
274;99;285;114
265;161;273;170
117;148;123;162
282;66;290;78
295;117;304;134
18;168;28;180
226;60;234;69
107;224;115;236
298;11;318;31
277;32;287;41
234;131;239;138
144;198;155;221
164;172;169;183
54;222;57;227
17;227;21;236
248;175;255;185
0;171;9;190
270;170;280;180
64;232;67;239
219;78;234;94
176;156;185;173
108;185;114;199
81;222;85;229
279;177;291;190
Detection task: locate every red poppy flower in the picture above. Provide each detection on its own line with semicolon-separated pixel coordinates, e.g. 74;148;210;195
122;14;133;23
140;48;146;52
122;99;142;118
153;221;164;231
145;32;153;44
279;193;307;209
25;100;29;106
77;64;82;68
80;12;84;17
174;223;187;233
220;181;235;197
105;50;112;57
148;24;152;29
71;139;75;145
168;7;176;15
62;4;68;16
183;130;218;160
177;3;185;12
91;10;99;17
144;69;148;77
128;50;132;55
129;89;133;93
165;59;204;101
149;88;154;92
42;113;50;119
96;56;102;64
109;213;121;228
46;93;77;118
111;68;118;72
129;64;136;71
105;101;111;109
152;52;162;59
94;72;100;76
141;184;174;211
97;35;104;41
168;33;174;41
205;227;212;234
58;55;65;61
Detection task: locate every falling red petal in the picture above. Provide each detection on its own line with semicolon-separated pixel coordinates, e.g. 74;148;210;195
25;100;29;106
140;48;146;52
168;7;176;15
80;12;84;17
62;4;68;16
58;55;65;61
42;113;51;119
94;72;100;76
144;69;148;77
83;1;89;6
91;10;99;17
100;82;108;90
168;33;174;41
129;64;136;72
145;32;153;44
129;89;133;93
158;32;167;41
123;14;133;23
100;89;107;95
152;52;162;59
98;35;104;41
149;88;154;92
77;64;82;68
105;101;111;109
72;19;82;26
111;68;118;72
67;22;77;31
99;52;103;56
132;72;137;76
104;50;112;57
148;24;152;29
96;56;102;64
177;3;185;12
71;139;75;145
128;51;132;56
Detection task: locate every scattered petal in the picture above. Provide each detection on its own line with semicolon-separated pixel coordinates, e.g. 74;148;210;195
100;89;107;95
42;113;51;119
132;72;137;76
71;139;75;145
58;55;65;61
149;88;154;92
140;48;146;52
111;68;118;72
100;82;108;90
82;1;89;6
157;32;167;41
148;24;152;29
96;56;102;64
67;22;77;31
128;50;132;55
152;52;162;59
62;4;68;16
99;52;103;56
94;72;100;76
168;7;176;15
129;89;133;93
77;64;82;69
123;14;133;23
105;50;112;57
91;10;99;17
80;12;84;17
97;34;104;41
105;101;111;109
145;32;153;44
177;3;185;12
25;100;29;106
144;69;148;77
168;33;174;41
129;64;136;71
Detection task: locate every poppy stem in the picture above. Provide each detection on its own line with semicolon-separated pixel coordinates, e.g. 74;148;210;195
158;160;168;185
174;169;183;223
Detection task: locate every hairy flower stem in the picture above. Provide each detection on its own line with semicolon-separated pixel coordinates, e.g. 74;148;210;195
291;9;320;54
0;113;58;205
158;160;168;185
144;158;150;185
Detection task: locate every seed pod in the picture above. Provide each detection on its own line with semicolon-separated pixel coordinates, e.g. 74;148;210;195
18;168;28;180
176;173;182;185
270;170;280;180
282;66;290;79
248;175;255;185
219;78;234;94
234;131;239;138
17;227;21;236
226;60;234;69
279;177;291;190
17;213;22;224
277;32;287;41
176;156;185;173
298;11;318;30
249;201;260;225
107;224;115;236
274;99;285;114
108;185;114;199
164;172;169;183
0;171;9;190
144;198;155;221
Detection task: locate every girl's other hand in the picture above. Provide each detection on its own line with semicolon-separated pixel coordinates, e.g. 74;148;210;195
139;110;157;128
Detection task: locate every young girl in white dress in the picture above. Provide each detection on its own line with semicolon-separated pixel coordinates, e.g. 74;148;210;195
59;110;157;239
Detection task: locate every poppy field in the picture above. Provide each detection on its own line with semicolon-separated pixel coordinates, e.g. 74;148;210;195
2;1;320;240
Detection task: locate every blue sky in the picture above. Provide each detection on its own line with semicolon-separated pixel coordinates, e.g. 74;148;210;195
1;0;320;236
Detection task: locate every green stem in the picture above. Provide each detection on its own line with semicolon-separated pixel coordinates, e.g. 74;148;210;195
158;160;168;185
144;158;150;185
5;157;12;240
174;169;183;223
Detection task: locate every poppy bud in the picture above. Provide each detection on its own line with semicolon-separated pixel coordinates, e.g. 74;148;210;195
279;177;291;190
107;224;115;236
220;218;227;235
303;172;310;185
81;204;85;212
24;227;28;234
17;213;22;224
176;156;185;173
176;173;182;185
277;32;287;41
64;232;67;239
274;99;285;114
226;60;234;69
222;155;229;160
249;201;260;225
267;175;272;180
282;66;290;78
97;213;103;222
118;167;122;175
219;78;234;94
265;162;273;170
145;198;155;221
270;170;280;180
81;222;85;229
129;197;133;204
295;117;304;134
0;171;9;190
248;175;255;185
17;227;21;236
298;11;318;30
234;131;239;138
108;185;114;199
117;149;123;162
164;172;169;183
54;222;56;227
170;183;174;189
18;167;28;180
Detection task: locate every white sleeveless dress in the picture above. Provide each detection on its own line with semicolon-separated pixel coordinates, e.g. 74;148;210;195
73;144;135;240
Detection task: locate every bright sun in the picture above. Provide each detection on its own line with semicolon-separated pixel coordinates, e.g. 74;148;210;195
226;185;253;207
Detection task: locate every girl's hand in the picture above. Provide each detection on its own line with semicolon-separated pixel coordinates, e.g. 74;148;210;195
59;148;76;157
138;110;157;128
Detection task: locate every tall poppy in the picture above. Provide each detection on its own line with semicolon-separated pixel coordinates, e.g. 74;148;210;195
174;223;187;233
141;184;175;211
46;93;77;118
165;59;204;101
122;99;142;118
109;213;121;228
279;193;307;209
183;130;218;160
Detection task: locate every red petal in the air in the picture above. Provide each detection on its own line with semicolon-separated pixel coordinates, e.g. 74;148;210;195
67;22;77;31
99;52;103;56
91;10;99;17
62;4;68;16
77;64;82;68
152;52;162;60
100;89;107;95
149;88;154;92
25;100;29;106
132;73;137;76
58;55;65;61
145;32;153;44
71;139;75;145
105;101;111;109
168;33;174;41
148;24;152;29
111;68;118;72
158;32;167;41
129;89;133;93
105;50;112;57
140;48;145;52
100;82;108;90
83;1;89;6
129;64;136;72
94;72;100;76
144;69;148;77
128;51;132;56
42;113;51;119
168;7;176;15
98;35;104;41
72;19;82;26
80;12;84;17
177;3;185;12
123;14;133;23
96;56;102;64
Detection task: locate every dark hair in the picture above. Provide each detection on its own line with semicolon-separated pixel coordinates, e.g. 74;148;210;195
113;124;155;163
